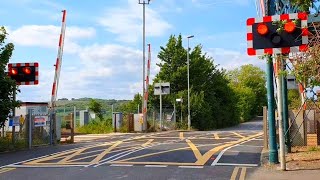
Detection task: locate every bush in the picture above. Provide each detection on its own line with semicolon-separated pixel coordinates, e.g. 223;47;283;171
76;118;113;134
0;137;27;152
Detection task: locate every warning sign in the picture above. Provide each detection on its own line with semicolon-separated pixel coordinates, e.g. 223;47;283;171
34;116;47;127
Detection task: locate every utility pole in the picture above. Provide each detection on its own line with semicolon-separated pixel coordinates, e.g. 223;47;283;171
159;85;162;131
187;35;194;130
266;0;279;164
139;0;151;131
11;86;16;144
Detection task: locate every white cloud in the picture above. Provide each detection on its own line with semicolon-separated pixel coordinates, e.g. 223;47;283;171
206;48;265;71
97;0;172;43
8;25;96;54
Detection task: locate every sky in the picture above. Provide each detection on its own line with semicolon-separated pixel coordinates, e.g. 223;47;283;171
2;0;265;101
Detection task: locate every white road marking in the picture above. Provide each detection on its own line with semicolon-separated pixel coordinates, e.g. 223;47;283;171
178;166;203;169
7;164;86;168
211;138;258;166
145;165;168;168
110;164;133;167
216;163;258;167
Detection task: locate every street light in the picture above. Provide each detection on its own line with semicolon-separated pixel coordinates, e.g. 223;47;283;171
138;0;151;130
176;98;183;123
187;35;194;130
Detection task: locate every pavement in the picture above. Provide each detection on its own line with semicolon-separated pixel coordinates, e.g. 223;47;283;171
0;119;265;180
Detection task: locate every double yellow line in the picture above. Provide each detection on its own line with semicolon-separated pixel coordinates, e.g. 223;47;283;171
0;167;15;174
230;167;247;180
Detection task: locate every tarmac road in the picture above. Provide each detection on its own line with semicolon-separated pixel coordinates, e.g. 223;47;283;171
0;118;264;180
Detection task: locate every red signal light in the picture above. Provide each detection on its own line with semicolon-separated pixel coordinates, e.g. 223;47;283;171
10;68;18;75
257;23;268;35
23;67;31;75
284;21;296;33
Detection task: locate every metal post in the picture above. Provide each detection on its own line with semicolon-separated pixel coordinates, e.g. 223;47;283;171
187;35;194;130
282;59;291;153
276;58;286;170
173;101;176;125
139;0;150;130
263;106;268;149
266;56;279;164
73;106;76;129
28;110;32;149
12;86;16;144
160;85;162;131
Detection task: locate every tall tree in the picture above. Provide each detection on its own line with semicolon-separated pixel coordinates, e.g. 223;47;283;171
0;27;20;128
150;34;239;130
119;93;142;114
228;64;267;119
89;99;103;120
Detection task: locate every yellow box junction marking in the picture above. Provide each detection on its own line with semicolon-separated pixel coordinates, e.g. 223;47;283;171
0;168;15;174
214;133;220;139
179;132;184;140
232;132;245;138
92;141;123;164
142;139;154;147
186;139;202;160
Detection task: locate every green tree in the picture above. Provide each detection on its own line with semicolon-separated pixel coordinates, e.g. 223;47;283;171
149;34;239;130
288;89;301;109
228;64;267;117
0;27;20;128
89;99;103;120
119;93;142;114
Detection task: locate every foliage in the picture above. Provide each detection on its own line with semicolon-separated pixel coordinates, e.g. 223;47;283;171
118;93;142;114
0;137;27;152
288;89;301;109
291;0;319;12
88;99;104;120
76;118;113;134
228;64;267;118
148;34;239;130
0;26;20;128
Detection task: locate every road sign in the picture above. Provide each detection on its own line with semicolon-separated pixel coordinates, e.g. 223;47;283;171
8;62;39;85
154;82;170;95
9;116;20;126
247;13;308;56
34;116;47;127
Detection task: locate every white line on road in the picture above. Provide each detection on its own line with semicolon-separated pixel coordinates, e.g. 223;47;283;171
178;166;203;169
211;138;258;166
110;164;133;167
7;164;86;168
145;165;168;168
216;163;258;167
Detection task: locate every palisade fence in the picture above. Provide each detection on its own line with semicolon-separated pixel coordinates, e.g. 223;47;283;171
0;113;52;152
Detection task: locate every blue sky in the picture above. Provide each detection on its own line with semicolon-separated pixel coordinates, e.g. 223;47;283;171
2;0;264;101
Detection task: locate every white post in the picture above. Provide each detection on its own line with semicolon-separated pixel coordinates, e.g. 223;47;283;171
73;106;76;129
160;85;162;131
276;58;286;171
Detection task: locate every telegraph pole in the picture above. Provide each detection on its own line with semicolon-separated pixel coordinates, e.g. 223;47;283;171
139;0;151;130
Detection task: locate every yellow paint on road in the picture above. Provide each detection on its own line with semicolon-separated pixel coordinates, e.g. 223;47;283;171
230;167;239;180
92;141;122;164
186;139;202;160
179;132;184;140
239;167;247;180
142;139;154;147
109;161;199;166
214;133;220;139
232;132;245;138
59;147;88;163
195;132;263;165
0;168;15;174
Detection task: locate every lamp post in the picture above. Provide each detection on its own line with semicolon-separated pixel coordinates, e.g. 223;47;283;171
187;35;194;130
138;0;151;129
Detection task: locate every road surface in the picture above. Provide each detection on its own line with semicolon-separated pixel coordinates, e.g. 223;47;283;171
0;119;264;180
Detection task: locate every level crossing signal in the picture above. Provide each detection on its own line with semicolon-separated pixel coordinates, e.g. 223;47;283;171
8;62;39;85
247;13;309;56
